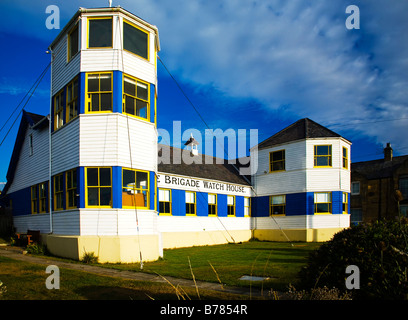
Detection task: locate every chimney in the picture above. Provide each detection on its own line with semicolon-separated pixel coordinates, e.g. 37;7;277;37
384;142;393;161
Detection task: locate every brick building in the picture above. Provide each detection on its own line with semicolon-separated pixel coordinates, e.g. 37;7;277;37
350;143;408;224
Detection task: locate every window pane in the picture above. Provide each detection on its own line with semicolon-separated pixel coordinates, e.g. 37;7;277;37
123;22;148;59
315;145;330;155
271;205;285;215
99;168;111;186
100;93;112;111
87;168;98;186
124;77;136;96
316;203;330;213
125;96;135;114
159;189;170;201
208;194;216;204
88;75;99;92
272;195;285;205
69;25;79;58
89;19;112;48
272;150;284;161
100;74;112;91
399;177;408;199
315;193;330;203
186;192;194;203
136;171;148;189
136;100;148;118
123;169;135;188
88;188;98;206
137;82;148;100
227;196;234;205
100;187;111;206
315;156;330;166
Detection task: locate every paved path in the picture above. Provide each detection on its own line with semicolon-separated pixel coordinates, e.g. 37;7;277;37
0;245;263;298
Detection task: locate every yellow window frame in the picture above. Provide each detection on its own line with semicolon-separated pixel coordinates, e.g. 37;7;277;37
122;74;150;121
123;19;150;61
39;182;47;213
185;191;196;216
85;167;112;208
54;174;64;211
66;77;79;123
342;147;348;169
314;192;332;215
87;17;113;49
314;145;332;167
244;197;251;217
269;149;285;172
66;169;77;209
208;193;217;216
158;188;171;215
122;168;150;209
270;195;286;216
227;195;235;217
31;185;38;214
342;192;348;214
85;72;113;113
67;23;79;62
54;89;64;130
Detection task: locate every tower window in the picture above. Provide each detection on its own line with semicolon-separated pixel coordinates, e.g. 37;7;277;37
86;73;112;112
314;145;332;167
88;18;112;48
54;90;64;130
86;167;112;207
123;75;149;119
123;20;148;60
66;77;78;122
68;24;79;61
122;169;149;208
269;150;285;172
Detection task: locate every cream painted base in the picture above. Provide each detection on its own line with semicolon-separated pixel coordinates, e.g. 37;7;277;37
253;227;346;242
161;230;252;249
43;234;162;263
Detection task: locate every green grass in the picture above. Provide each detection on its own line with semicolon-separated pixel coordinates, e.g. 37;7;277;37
0;240;321;300
0;256;246;300
104;241;321;291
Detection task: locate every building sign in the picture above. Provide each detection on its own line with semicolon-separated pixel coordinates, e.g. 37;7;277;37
157;173;251;196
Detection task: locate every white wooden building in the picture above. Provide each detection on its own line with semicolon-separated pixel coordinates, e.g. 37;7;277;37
0;7;351;263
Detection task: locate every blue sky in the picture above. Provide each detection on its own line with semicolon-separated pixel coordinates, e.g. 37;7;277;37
0;0;407;185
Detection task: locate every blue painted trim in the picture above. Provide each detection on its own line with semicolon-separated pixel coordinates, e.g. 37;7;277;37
196;192;207;216
79;72;86;114
171;189;185;216
113;71;122;114
149;171;156;210
8;187;31;216
112;166;121;209
217;194;227;217
78;167;85;208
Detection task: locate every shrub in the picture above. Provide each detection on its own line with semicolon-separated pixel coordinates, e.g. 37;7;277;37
81;251;99;264
26;243;48;255
298;218;408;300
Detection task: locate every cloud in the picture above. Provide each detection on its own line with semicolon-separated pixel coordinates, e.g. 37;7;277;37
2;0;407;151
128;0;408;149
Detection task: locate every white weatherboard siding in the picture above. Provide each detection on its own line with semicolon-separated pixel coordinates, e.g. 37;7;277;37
7;126;49;194
51;118;80;175
158;216;251;233
79;14;157;86
13;214;51;234
253;138;351;196
79;114;157;171
253;140;307;196
51;33;81;96
79;209;158;236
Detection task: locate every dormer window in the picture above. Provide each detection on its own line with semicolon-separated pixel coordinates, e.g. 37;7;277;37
88;17;113;48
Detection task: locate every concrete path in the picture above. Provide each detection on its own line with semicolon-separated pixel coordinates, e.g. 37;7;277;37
0;245;264;298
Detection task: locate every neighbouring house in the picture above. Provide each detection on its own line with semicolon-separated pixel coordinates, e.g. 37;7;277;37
350;143;408;224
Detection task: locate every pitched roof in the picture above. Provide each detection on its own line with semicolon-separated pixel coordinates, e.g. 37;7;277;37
257;118;347;150
1;111;48;198
158;144;250;185
351;155;408;180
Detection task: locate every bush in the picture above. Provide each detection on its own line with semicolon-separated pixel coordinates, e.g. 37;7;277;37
298;218;408;300
26;243;48;255
81;251;99;264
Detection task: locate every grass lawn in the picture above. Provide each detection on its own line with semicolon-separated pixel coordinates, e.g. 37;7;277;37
0;255;247;300
0;240;321;300
104;241;322;292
